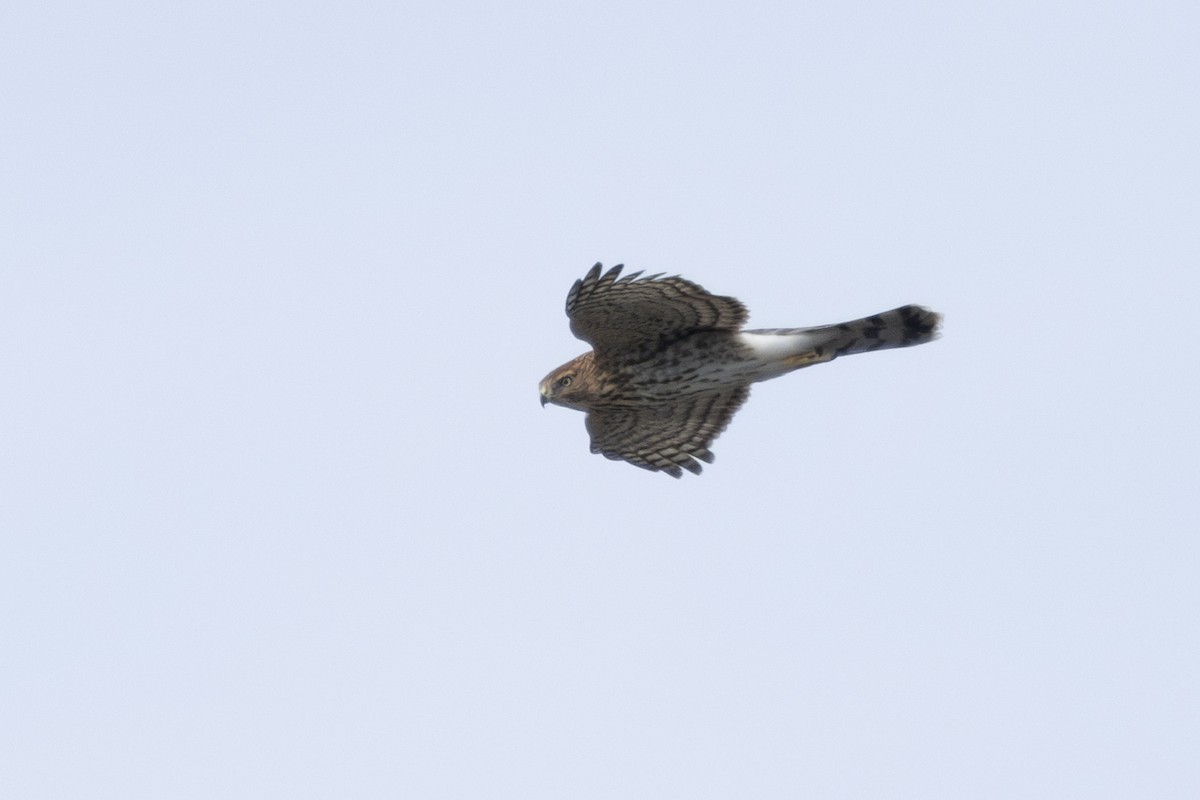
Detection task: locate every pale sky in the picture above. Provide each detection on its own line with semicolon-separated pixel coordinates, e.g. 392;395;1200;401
3;1;1198;798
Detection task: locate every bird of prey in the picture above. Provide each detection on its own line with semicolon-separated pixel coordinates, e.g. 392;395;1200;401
539;263;941;477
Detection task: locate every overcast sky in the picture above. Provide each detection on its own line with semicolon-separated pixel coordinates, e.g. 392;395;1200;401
3;1;1198;798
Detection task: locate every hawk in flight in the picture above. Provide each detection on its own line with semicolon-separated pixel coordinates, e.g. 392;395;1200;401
539;263;941;477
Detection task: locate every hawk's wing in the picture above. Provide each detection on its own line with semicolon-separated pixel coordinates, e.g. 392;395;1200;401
566;263;748;362
584;386;750;478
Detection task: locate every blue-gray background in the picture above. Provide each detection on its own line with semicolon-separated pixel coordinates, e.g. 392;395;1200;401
4;2;1197;797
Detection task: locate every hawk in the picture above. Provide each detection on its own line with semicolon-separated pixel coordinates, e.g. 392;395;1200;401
539;263;941;477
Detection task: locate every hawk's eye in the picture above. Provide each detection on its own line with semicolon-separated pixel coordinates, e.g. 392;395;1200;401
558;376;573;388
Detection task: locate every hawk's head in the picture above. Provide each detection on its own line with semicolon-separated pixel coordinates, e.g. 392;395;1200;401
539;353;597;411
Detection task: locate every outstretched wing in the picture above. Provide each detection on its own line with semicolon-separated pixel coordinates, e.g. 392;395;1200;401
584;386;750;478
566;263;748;362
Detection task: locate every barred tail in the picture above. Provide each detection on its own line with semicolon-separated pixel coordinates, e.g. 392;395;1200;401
819;304;941;357
742;305;941;374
